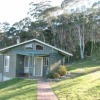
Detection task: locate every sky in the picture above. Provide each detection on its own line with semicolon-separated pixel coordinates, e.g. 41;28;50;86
0;0;99;25
0;0;63;25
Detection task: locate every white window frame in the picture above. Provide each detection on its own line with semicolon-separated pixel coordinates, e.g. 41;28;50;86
4;56;10;72
25;44;33;49
43;57;49;66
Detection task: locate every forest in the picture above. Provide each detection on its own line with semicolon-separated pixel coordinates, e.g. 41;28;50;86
0;0;100;60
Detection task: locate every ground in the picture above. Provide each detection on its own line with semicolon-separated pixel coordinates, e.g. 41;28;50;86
51;58;100;100
0;57;100;100
0;78;37;100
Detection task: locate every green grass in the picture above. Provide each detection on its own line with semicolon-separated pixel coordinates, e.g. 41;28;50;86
67;58;100;73
0;78;37;100
51;59;100;100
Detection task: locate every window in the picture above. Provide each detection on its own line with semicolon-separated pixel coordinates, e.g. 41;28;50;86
44;57;49;65
25;44;33;50
4;56;10;72
36;45;43;50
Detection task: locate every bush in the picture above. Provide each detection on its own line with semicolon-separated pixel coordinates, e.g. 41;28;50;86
53;72;60;79
47;72;54;79
58;65;67;76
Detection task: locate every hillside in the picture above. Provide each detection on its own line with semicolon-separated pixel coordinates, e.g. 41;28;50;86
51;58;100;100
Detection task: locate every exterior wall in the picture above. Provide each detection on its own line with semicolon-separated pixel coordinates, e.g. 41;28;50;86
49;53;66;71
33;42;57;53
42;53;66;77
0;40;68;78
5;41;58;54
3;41;58;54
1;41;59;78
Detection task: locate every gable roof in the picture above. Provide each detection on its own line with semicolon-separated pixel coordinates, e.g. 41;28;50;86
0;39;73;56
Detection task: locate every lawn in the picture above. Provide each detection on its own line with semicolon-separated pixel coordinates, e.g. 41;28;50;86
0;78;37;100
51;59;100;100
67;58;100;73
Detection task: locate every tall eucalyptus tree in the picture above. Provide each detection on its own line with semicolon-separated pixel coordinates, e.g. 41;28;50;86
39;6;63;46
61;0;91;59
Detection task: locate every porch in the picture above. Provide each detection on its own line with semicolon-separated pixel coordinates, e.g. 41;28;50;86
15;50;49;78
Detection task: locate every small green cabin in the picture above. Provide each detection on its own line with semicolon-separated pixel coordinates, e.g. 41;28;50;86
0;39;72;81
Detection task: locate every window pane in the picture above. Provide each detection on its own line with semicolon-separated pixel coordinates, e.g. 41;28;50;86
44;57;49;65
25;44;33;50
36;45;43;50
4;56;10;72
4;57;7;66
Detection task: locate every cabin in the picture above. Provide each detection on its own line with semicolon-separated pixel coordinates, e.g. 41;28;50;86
0;39;73;81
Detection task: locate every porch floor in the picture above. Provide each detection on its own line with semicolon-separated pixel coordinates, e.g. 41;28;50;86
37;79;58;100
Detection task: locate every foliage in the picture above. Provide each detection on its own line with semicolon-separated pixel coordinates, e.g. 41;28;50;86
0;0;100;60
47;72;54;79
0;78;37;100
47;65;67;79
53;72;60;79
28;1;51;19
58;65;67;76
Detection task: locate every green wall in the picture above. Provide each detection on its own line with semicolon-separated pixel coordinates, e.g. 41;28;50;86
0;40;68;78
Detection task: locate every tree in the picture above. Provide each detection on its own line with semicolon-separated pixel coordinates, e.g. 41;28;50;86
39;6;63;46
1;22;10;33
28;0;51;20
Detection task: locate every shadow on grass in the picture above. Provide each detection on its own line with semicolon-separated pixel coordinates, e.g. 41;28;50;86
0;78;23;89
52;82;78;91
0;88;36;100
0;78;37;100
0;80;36;92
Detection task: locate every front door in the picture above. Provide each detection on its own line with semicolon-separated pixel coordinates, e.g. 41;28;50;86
34;57;43;76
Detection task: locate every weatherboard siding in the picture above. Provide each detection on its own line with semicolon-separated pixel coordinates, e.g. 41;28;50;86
2;41;59;77
0;39;70;79
4;41;58;54
49;53;66;71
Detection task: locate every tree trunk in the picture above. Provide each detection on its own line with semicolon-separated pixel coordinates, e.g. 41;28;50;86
91;32;94;55
78;24;84;60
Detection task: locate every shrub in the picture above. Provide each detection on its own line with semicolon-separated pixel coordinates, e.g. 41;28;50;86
58;65;67;76
47;72;54;79
53;72;60;79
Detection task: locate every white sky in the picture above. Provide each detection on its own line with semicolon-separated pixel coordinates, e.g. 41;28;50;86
0;0;63;25
0;0;99;25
